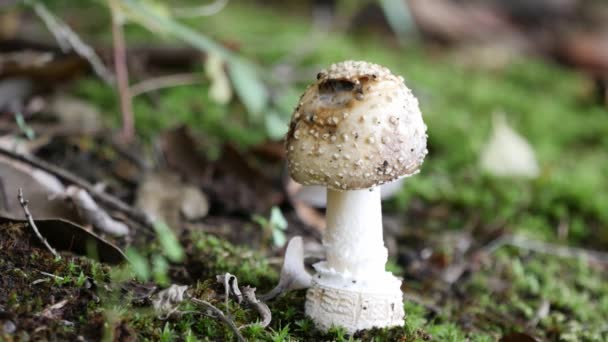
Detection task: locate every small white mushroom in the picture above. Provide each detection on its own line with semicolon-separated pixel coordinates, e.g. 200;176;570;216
284;60;428;333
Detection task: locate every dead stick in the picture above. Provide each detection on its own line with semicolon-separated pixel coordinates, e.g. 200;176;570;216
110;0;135;143
26;0;114;85
0;148;154;234
190;297;246;342
241;286;271;329
484;235;608;264
18;188;60;259
130;73;200;98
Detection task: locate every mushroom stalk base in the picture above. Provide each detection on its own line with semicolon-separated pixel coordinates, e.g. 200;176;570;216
305;187;404;333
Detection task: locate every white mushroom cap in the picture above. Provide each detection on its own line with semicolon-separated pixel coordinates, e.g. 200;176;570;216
286;60;428;190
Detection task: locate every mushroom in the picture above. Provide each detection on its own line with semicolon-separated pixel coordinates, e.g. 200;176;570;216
285;60;427;333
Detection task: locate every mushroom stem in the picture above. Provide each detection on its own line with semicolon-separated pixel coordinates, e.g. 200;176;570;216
325;187;387;278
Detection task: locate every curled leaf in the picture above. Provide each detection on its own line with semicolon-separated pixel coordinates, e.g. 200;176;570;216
153;284;189;319
261;236;311;301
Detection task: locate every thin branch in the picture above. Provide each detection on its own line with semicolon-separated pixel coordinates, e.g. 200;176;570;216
172;0;229;18
190;297;245;342
66;186;129;236
0;147;154;235
25;0;114;85
484;234;608;265
109;0;135;143
130;73;200;98
18;188;60;259
39;271;64;280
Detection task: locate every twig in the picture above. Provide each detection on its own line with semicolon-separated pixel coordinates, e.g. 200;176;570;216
190;297;245;342
25;0;113;85
172;0;229;18
526;299;550;329
0;148;154;235
240;286;271;329
66;186;129;236
18;188;60;259
39;271;64;280
109;0;135;143
130;73;201;98
484;234;608;265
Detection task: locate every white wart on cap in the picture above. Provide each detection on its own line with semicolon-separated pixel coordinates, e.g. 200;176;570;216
286;60;427;190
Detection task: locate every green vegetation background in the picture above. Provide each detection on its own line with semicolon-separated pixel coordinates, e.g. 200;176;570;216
9;1;608;341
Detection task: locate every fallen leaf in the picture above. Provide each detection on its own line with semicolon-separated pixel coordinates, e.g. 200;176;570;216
38;299;68;320
480;113;540;178
48;94;103;135
160;126;282;214
152;284;188;319
135;171;209;230
0;154;76;220
159;126;210;186
180;185;209;221
0;217;126;264
212;144;282;213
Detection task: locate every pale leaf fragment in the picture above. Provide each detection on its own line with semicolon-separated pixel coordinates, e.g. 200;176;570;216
480;113;540;178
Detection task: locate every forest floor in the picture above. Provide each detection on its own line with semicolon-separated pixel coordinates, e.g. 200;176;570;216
1;1;607;341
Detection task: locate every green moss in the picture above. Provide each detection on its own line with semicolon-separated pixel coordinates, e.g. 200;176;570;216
9;1;607;340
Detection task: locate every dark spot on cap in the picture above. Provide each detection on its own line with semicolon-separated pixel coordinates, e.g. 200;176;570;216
319;79;355;94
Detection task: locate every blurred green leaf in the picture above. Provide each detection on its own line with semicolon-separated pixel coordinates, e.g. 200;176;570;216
274;88;300;114
251;215;268;228
205;53;232;105
272;229;286;248
228;59;268;119
120;0;268;119
152;254;170;286
265;110;288;140
120;0;233;59
15;113;35;140
379;0;416;42
153;221;185;262
269;206;287;247
125;247;150;281
269;206;287;231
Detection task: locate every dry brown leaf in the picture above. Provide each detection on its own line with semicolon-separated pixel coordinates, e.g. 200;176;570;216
135;170;209;230
160;126;282;214
0;217;126;264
